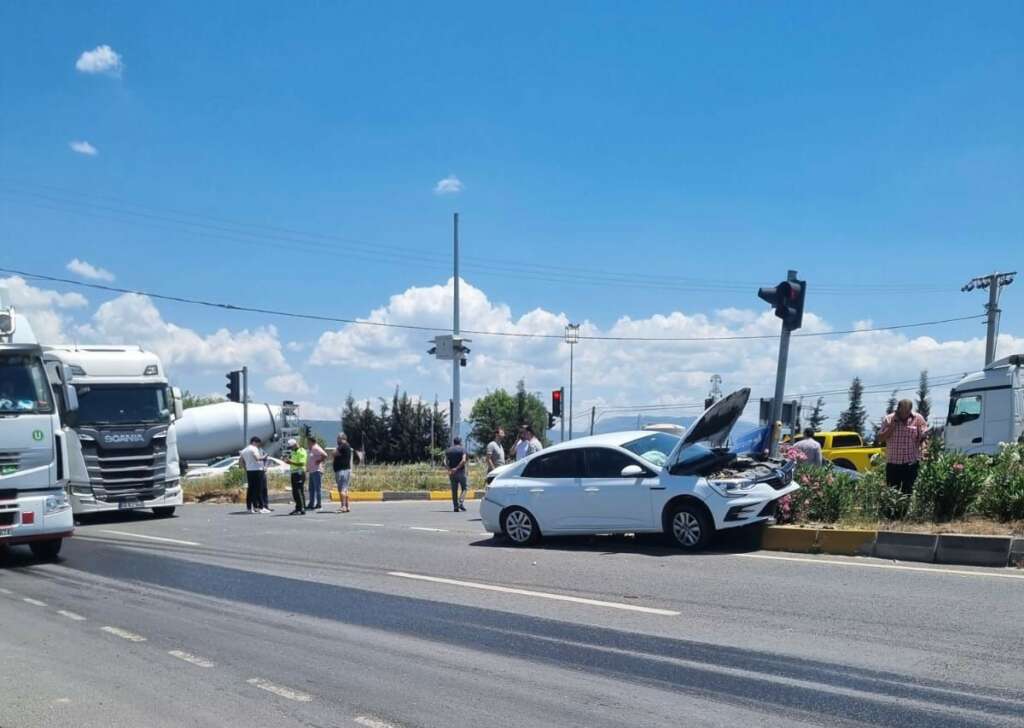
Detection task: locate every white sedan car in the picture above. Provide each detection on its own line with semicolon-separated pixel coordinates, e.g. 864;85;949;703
183;455;289;480
481;388;798;550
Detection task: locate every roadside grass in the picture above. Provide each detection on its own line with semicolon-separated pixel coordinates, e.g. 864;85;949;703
182;462;489;503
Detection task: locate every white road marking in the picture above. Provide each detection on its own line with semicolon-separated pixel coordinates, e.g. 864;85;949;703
96;530;200;546
246;678;312;702
408;526;449;533
740;553;1024;580
353;522;385;527
101;626;147;642
58;610;86;621
0;587;13;594
388;571;680;616
354;716;398;728
23;597;47;607
168;650;215;668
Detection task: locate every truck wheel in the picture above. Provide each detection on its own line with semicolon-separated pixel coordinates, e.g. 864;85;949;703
152;506;176;518
30;539;62;560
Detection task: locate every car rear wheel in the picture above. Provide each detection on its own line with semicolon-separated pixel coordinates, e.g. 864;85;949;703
502;507;540;546
152;506;176;518
30;539;62;560
666;503;712;551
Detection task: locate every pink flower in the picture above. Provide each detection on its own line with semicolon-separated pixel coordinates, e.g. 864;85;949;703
953;463;964;472
800;475;810;485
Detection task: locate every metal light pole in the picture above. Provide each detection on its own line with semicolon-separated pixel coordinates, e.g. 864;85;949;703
564;323;580;439
768;271;798;457
452;213;461;445
962;272;1016;366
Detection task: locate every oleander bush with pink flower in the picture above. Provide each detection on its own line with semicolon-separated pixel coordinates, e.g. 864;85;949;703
976;443;1024;521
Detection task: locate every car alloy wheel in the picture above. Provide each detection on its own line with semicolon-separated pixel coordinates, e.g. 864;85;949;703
503;507;538;546
673;511;702;546
667;503;711;551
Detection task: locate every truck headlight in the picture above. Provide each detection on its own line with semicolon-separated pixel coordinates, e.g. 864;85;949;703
708;479;756;498
45;491;71;513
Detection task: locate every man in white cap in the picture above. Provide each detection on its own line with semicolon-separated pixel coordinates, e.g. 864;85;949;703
286;438;308;515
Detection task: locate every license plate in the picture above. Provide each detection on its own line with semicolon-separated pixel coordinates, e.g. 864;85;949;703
0;527;11;537
118;500;142;510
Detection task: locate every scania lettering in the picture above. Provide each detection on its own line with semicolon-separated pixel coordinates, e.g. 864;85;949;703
42;346;185;517
0;287;75;559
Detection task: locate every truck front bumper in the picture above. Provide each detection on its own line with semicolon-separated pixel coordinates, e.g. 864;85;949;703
69;481;183;514
0;490;74;545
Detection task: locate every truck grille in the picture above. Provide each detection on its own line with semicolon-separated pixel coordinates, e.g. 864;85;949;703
81;438;168;502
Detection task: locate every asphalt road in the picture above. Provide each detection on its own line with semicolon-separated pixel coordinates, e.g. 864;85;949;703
1;501;1023;728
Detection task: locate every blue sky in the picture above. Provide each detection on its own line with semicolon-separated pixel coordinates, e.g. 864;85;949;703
1;1;1021;424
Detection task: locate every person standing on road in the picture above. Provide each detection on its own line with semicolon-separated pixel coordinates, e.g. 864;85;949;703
239;436;270;514
446;436;468;512
333;433;353;513
526;425;543;456
790;428;823;466
879;399;930;495
306;437;328;510
514;426;532;461
485;427;506;472
286;438;307;515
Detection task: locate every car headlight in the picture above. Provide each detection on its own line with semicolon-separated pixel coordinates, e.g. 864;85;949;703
45;491;71;513
708;479;757;498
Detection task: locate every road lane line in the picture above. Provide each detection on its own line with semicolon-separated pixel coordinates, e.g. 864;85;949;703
0;587;13;594
57;610;86;621
246;678;312;702
22;597;47;607
96;530;200;546
408;526;449;532
739;553;1024;580
388;571;680;616
168;650;215;668
101;626;147;642
353;522;385;527
354;717;398;728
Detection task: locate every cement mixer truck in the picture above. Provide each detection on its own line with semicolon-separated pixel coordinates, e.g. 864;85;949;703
175;400;300;464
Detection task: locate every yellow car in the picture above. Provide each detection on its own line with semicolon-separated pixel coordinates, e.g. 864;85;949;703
809;431;883;472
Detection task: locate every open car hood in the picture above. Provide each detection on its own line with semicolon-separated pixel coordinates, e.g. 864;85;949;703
681;387;751;448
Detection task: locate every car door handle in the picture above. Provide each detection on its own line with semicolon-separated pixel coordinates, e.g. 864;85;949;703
583;487;600;492
971;437;983;443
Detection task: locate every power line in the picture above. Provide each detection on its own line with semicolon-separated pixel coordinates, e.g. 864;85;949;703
0;267;987;344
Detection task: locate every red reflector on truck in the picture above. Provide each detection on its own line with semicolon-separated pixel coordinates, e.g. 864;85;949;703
21;512;34;524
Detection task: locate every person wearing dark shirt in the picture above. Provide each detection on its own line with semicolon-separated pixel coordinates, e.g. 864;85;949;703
445;436;468;512
333;433;354;513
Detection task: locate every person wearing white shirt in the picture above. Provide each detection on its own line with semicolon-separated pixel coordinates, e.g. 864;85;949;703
239;436;270;513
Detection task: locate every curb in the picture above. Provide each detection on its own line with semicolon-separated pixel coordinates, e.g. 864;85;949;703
761;527;1022;568
328;490;485;503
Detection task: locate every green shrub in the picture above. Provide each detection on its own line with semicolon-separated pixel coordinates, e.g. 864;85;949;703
848;460;910;521
976;443;1024;521
790;465;856;523
910;450;987;522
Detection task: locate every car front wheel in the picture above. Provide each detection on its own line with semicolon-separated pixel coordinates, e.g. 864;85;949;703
502;507;540;546
666;503;712;551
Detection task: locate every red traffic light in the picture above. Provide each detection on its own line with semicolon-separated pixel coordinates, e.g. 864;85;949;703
551;389;563;417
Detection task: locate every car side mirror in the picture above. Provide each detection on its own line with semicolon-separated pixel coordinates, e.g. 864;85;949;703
621;464;645;478
171;386;183;420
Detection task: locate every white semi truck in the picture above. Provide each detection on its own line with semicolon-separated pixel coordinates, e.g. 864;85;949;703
42;346;185;517
944;354;1024;456
0;292;75;559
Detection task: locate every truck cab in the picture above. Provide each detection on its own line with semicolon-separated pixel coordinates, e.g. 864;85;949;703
945;354;1023;456
42;346;184;516
0;295;75;558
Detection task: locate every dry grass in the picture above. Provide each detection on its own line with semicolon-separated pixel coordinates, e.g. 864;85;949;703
829;517;1024;536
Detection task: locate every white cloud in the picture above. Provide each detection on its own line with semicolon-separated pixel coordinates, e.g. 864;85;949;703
69;141;98;157
66;258;114;282
75;45;123;76
0;276;88;343
264;372;312;397
433;175;463;195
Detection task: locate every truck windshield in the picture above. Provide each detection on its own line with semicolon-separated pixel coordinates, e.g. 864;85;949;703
75;384;170;426
0;353;54;415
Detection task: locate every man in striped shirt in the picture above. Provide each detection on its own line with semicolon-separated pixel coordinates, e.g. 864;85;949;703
879;399;930;495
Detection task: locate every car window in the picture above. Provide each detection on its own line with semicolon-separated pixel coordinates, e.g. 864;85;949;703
812;436;826;447
950;395;982;420
522;450;581;478
832;435;862;448
621;433;679;467
582;448;647;478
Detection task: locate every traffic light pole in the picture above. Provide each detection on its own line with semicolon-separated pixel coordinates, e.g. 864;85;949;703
242;365;248;449
768;270;798;457
451;213;460;446
560;386;565;443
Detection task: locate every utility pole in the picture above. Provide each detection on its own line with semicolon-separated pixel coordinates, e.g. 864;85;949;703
451;213;461;446
242;365;249;448
564;323;580;439
962;272;1016;366
559;386;565;443
589;406;596;436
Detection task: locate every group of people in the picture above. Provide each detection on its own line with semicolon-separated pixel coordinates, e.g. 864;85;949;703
443;424;544;512
238;433;355;515
789;398;931;494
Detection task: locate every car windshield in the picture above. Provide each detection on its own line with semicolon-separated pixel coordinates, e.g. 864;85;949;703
75;384;171;426
0;353;54;415
211;457;236;468
621;432;680;467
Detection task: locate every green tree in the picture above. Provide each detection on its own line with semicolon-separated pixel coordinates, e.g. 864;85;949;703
468;381;549;455
181;390;224;409
807;397;827;432
916;370;931;420
340;392;448;463
885;389;898;414
835;377;867;437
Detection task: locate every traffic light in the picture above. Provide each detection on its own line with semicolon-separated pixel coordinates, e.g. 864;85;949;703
704;397;715;410
551;389;563;417
226;370;241;402
547;412;557;430
757;278;807;331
